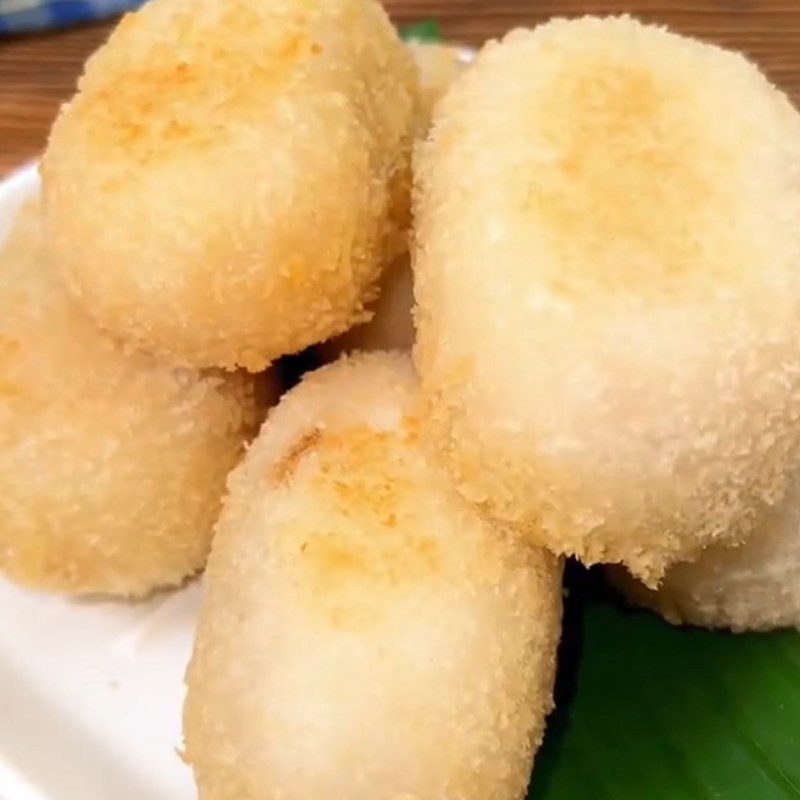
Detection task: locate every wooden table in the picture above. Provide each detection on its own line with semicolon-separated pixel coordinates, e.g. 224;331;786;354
2;0;800;175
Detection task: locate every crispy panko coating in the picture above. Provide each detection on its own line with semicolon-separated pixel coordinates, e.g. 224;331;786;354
42;0;416;371
414;16;800;585
0;199;276;597
184;352;562;800
612;474;800;631
317;43;470;359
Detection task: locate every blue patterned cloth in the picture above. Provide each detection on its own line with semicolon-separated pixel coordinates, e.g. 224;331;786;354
0;0;142;33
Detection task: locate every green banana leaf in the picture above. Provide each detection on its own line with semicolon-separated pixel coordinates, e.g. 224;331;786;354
529;568;800;799
399;19;442;43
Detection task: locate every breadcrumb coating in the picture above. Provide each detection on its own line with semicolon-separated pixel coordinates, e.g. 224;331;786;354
184;352;562;800
0;199;276;597
42;0;416;370
317;43;470;359
414;16;800;584
612;473;800;631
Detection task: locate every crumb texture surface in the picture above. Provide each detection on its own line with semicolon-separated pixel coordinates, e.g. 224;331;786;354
613;472;800;631
42;0;416;370
0;199;271;597
414;16;800;582
184;352;562;800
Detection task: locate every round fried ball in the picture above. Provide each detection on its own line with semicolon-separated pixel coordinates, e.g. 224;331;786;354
611;474;800;631
0;198;276;598
184;352;562;800
42;0;416;371
414;16;800;585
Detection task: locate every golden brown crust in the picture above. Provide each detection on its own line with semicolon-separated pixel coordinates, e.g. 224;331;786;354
414;16;800;583
42;0;416;370
0;199;278;597
184;353;562;800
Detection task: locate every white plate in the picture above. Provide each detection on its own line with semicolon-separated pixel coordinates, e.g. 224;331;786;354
0;164;198;800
